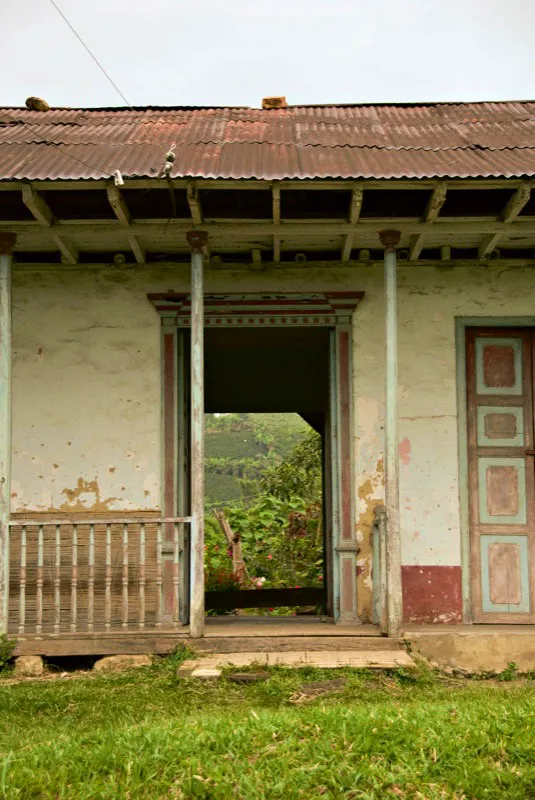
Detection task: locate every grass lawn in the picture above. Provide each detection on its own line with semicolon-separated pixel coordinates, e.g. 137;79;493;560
1;656;535;799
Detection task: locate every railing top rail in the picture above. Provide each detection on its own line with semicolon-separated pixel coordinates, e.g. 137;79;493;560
9;516;192;527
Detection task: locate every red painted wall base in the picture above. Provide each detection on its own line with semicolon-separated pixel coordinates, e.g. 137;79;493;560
402;565;462;623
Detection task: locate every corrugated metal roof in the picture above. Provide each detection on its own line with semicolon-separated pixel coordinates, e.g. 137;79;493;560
1;101;535;181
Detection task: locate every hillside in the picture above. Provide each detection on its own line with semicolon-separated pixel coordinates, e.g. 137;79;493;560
205;413;310;505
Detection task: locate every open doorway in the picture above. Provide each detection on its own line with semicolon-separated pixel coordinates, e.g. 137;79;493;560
204;412;325;615
203;327;331;617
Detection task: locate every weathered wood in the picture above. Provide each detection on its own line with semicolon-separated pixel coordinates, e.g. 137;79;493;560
18;525;26;634
424;183;447;222
272;184;281;263
0;234;14;634
409;233;426;261
341;186;363;262
214;509;248;584
128;234;145;264
51;233;78;264
21;184;55;226
502;182;532;223
187;183;203;225
106;184;131;225
205;587;326;610
193;635;399;653
251;248;262;266
478;232;502;259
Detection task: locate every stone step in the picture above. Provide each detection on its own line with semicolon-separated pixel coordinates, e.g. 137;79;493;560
190;635;403;654
179;649;415;676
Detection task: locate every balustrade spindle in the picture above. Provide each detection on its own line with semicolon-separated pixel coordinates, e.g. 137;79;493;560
70;524;78;632
54;524;61;633
138;522;146;629
173;522;180;627
156;522;163;628
122;523;129;629
87;523;95;632
18;525;26;634
35;524;44;634
105;523;112;630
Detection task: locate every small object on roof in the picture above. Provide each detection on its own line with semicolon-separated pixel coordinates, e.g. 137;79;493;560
25;96;50;112
113;169;124;187
262;96;287;110
159;143;176;179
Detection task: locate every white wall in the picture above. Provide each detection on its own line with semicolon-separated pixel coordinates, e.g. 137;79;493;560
11;261;535;618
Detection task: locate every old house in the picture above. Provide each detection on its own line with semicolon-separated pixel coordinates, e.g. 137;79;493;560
1;99;535;668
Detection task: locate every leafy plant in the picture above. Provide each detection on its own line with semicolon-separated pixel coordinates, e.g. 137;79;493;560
0;634;15;671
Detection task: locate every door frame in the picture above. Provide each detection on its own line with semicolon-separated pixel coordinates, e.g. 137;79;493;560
456;316;535;623
152;291;363;625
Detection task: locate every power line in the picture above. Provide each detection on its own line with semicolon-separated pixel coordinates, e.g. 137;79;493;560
47;0;133;109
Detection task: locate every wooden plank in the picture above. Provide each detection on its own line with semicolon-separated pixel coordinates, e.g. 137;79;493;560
251;248;262;266
479;232;502;259
0;234;14;634
51;233;78;264
424;183;447;222
106;184;131;226
409;233;426;261
128;234;145;264
341;186;363;262
502;182;532;223
13;633;189;657
21;184;55;226
187;183;203;225
272;184;281;263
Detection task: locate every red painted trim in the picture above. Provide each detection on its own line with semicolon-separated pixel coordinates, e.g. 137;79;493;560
163;332;176;527
338;330;352;541
402;566;462;624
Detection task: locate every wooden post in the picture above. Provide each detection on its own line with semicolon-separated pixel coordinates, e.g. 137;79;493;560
0;233;15;634
187;230;207;638
379;229;403;638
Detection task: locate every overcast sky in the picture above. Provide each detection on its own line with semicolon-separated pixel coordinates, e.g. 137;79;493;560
3;0;535;108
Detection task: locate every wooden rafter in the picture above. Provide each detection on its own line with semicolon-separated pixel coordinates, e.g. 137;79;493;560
106;184;131;226
187;182;203;225
51;234;78;264
409;233;426;261
424;183;447;222
341;186;363;262
502;181;532;223
272;184;281;263
251;248;262;267
128;235;145;265
478;232;501;259
21;184;55;227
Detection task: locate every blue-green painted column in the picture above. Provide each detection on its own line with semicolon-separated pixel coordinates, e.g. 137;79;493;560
379;229;402;638
187;231;207;638
0;233;15;634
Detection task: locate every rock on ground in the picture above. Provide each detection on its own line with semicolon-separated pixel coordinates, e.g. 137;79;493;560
15;655;44;677
93;654;152;673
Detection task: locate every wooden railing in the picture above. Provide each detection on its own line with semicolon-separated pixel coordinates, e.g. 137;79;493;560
8;517;190;635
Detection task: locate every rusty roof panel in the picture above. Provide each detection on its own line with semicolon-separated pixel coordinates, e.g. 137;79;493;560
1;101;535;181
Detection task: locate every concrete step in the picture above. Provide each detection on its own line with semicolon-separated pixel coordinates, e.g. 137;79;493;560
179;649;415;676
190;635;403;654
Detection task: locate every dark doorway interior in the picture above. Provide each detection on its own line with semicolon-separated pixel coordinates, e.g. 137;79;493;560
203;326;331;615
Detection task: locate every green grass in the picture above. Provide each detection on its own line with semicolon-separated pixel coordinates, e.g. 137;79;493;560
1;660;535;799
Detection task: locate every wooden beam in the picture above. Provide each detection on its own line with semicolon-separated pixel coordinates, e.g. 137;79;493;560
441;245;451;261
51;234;78;264
502;182;532;223
128;235;145;265
424;184;447;222
252;248;262;267
409;233;425;261
21;184;55;226
187;183;203;225
106;185;131;226
478;232;501;259
341;186;364;262
272;184;281;263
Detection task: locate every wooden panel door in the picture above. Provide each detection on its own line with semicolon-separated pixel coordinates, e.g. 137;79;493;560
467;328;535;622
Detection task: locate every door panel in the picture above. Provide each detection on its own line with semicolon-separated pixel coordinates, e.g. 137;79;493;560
467;328;535;622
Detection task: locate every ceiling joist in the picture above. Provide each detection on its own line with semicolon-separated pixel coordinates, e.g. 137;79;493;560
424;184;447;223
106;184;131;226
409;233;426;261
21;184;55;227
502;182;532;223
272;184;281;263
341;186;364;262
128;235;145;265
51;234;78;264
187;183;203;225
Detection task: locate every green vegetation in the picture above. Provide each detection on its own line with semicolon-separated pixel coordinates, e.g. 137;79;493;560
0;635;15;671
205;426;323;594
2;663;535;798
205;413;310;504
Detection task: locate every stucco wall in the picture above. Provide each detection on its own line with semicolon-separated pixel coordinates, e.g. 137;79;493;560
11;261;535;622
